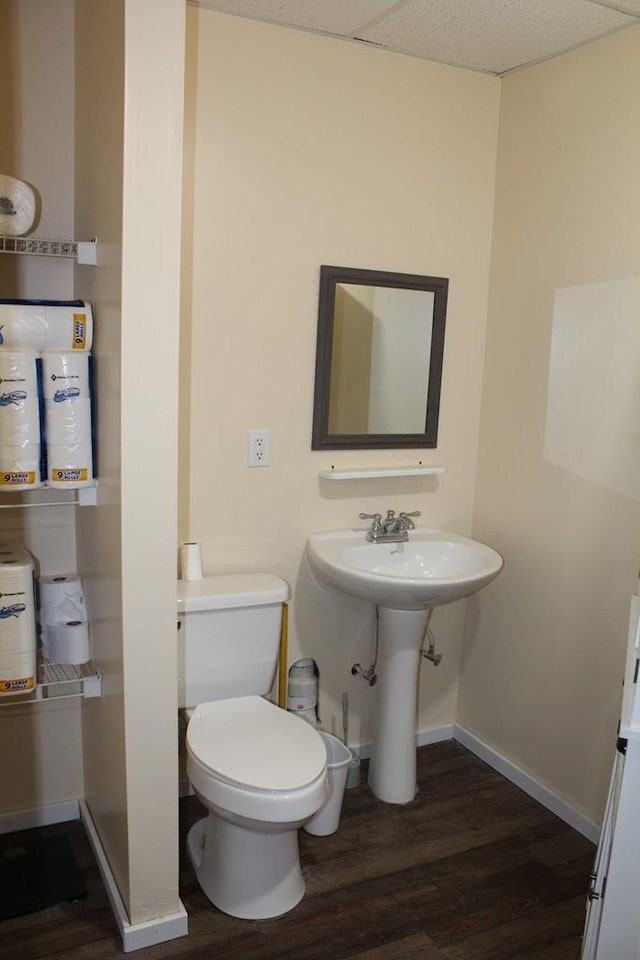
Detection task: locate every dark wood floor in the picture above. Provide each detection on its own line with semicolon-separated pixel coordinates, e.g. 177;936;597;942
0;741;595;959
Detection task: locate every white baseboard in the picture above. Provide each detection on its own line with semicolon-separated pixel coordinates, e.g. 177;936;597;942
417;724;455;748
453;724;600;844
80;800;188;953
351;723;454;760
0;799;79;835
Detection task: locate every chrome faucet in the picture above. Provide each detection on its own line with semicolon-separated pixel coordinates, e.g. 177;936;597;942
359;509;421;543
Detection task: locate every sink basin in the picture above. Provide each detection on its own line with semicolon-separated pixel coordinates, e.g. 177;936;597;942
306;528;503;610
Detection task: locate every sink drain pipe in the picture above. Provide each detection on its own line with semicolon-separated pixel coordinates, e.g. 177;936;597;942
351;607;443;685
351;608;379;686
421;611;442;666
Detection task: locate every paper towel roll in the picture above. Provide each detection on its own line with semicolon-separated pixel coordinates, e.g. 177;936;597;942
39;574;86;626
0;303;46;351
46;444;94;487
44;399;91;445
42;620;90;665
45;304;93;353
42;353;93;487
42;352;91;401
181;542;203;581
0;444;43;489
0;543;37;695
0;175;36;237
0;301;93;353
0;650;36;695
0;353;42;443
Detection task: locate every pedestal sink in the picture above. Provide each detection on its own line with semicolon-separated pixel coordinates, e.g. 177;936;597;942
306;528;503;804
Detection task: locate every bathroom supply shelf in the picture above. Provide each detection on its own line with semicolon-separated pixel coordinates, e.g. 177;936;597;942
39;661;101;698
0;662;101;707
318;465;446;481
0;235;97;265
0;482;98;509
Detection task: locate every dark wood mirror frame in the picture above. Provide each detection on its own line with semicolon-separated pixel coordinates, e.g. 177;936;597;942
311;265;448;450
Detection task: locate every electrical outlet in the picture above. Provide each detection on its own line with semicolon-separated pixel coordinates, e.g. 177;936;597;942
248;429;270;467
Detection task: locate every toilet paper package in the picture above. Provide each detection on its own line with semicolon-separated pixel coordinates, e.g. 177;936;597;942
0;543;37;696
0;650;37;695
0;302;45;351
0;353;44;488
0;353;42;442
38;574;86;626
42;619;90;665
0;442;44;489
0;300;93;353
44;303;92;353
42;353;94;487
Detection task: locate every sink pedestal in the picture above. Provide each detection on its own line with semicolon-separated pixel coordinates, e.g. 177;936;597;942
368;606;430;804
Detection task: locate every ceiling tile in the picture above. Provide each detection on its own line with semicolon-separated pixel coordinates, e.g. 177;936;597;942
356;0;636;73
193;0;399;36
593;0;640;13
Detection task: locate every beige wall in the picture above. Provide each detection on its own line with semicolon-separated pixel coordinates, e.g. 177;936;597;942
74;0;129;906
181;9;500;745
76;0;185;925
460;25;640;822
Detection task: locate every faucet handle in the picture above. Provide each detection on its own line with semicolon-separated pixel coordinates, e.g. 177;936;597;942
359;512;383;535
399;510;421;530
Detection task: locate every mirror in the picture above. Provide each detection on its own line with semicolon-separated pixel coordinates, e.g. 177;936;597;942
312;265;448;450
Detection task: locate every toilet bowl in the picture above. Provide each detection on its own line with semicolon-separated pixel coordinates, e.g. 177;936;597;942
186;695;328;919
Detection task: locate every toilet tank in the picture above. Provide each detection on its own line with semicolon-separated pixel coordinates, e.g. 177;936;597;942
177;574;289;708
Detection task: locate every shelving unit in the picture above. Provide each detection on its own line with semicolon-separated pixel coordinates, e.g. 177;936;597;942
0;235;97;264
318;464;446;481
0;662;101;706
38;661;101;699
0;482;98;509
0;228;101;702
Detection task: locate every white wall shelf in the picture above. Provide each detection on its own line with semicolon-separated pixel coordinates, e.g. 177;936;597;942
0;235;97;264
0;661;101;706
0;482;98;509
318;465;446;481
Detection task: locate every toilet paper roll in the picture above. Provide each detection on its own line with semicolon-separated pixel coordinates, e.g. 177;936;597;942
0;444;43;488
0;175;36;237
39;574;86;626
0;353;43;444
0;303;47;351
181;543;203;582
42;620;90;665
0;649;37;695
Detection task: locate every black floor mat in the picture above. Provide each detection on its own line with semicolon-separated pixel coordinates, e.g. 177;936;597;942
0;833;87;921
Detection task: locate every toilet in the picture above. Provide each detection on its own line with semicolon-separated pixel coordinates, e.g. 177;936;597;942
177;574;328;920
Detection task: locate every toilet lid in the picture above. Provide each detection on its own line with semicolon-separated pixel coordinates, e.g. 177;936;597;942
186;696;327;792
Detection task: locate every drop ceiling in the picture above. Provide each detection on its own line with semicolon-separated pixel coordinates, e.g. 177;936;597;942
191;0;640;74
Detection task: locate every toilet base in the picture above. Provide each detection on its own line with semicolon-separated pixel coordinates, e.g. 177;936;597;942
187;814;305;920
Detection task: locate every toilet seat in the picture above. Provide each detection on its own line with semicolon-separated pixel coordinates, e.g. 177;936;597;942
186;696;328;823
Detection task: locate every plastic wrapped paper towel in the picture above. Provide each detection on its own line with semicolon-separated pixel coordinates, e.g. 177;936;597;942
0;352;44;489
0;300;93;353
42;353;94;487
0;542;37;696
0;175;36;237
